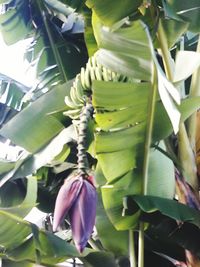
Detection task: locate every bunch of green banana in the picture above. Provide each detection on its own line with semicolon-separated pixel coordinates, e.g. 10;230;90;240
64;55;133;120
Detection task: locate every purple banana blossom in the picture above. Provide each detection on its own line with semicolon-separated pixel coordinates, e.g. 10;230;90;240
53;174;97;253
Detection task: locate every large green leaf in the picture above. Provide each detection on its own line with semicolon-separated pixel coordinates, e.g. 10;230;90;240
93;82;200;145
97;149;136;182
96;123;145;153
92;76;175;230
93;80;150;110
124;195;200;228
100;147;175;231
0;82;71;153
93;83;200;232
93;18;153;81
86;0;142;26
93;82;200;231
92;16;180;134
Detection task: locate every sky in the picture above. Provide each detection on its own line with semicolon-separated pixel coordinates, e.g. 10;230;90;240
0;34;34;86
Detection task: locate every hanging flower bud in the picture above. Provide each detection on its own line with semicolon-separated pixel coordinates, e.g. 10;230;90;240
53;174;97;253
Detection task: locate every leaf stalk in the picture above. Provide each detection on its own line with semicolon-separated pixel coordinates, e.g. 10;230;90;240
37;0;67;83
129;230;137;267
157;21;198;191
138;223;144;267
187;35;200;152
138;44;158;267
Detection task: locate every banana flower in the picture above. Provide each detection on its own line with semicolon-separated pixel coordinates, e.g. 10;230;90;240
53;174;97;253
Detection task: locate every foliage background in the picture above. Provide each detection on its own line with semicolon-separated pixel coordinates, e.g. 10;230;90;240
0;0;200;266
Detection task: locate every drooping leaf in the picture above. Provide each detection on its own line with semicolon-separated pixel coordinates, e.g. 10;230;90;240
24;15;88;96
13;126;75;177
173;51;200;82
0;152;30;187
0;125;75;187
0;210;117;266
0;210;80;264
0;0;88;102
0;179;25;207
24;33;62;97
0;0;33;45
0;82;72;153
123;195;200;229
0;76;30;111
0;210;74;259
156;65;180;134
179;97;200;123
0;176;37;217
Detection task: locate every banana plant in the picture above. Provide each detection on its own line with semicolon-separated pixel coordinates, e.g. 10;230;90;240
0;0;200;267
